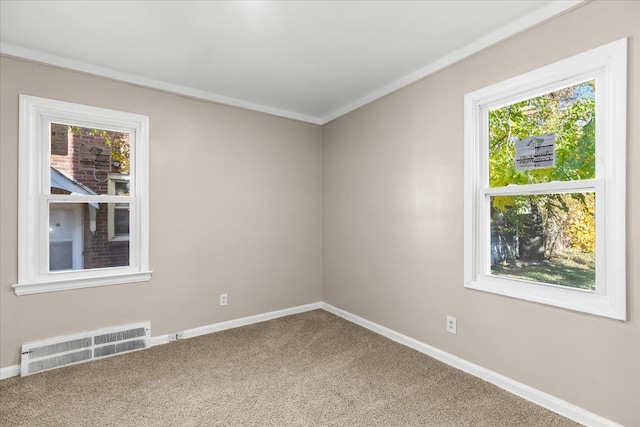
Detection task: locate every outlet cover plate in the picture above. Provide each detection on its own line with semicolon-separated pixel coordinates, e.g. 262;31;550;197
446;316;457;334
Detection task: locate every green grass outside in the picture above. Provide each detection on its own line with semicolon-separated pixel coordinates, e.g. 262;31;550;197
491;251;595;290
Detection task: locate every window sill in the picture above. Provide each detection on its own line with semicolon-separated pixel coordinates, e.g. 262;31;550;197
108;236;130;243
465;276;625;321
12;270;152;296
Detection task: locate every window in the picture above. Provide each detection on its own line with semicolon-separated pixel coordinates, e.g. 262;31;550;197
108;174;131;241
14;96;150;295
463;39;626;320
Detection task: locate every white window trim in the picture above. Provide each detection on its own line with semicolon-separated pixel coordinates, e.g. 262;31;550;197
14;95;151;295
463;39;627;320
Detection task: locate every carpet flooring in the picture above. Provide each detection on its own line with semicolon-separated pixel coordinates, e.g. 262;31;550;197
0;309;580;426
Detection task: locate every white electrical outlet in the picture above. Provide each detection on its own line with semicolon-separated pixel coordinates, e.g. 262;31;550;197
220;293;228;306
169;331;184;341
446;316;457;334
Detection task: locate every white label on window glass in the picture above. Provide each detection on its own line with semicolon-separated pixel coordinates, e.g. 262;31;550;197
515;134;555;170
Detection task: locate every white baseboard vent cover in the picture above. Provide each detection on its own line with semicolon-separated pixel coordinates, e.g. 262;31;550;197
20;322;150;376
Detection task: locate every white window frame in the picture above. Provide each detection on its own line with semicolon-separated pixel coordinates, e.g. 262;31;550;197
463;39;627;320
107;174;131;242
14;95;151;295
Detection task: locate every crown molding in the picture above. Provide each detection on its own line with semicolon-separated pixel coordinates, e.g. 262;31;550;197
0;43;322;125
0;1;584;126
319;0;585;124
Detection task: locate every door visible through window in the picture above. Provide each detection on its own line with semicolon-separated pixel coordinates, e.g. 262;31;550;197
49;205;83;271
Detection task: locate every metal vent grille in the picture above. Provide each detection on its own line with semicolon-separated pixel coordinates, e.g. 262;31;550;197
28;350;92;374
94;327;147;345
28;337;92;359
94;339;147;358
21;322;150;376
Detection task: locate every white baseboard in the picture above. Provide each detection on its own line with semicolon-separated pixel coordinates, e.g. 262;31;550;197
0;300;622;427
1;302;323;379
0;364;20;379
321;302;621;427
150;302;323;347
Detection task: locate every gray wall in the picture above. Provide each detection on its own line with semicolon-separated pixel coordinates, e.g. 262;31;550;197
0;57;323;367
322;2;639;425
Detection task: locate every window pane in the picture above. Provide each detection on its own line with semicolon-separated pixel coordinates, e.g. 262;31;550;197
114;206;130;236
49;202;130;272
488;81;595;188
49;205;77;271
50;124;131;196
114;181;130;196
490;193;595;290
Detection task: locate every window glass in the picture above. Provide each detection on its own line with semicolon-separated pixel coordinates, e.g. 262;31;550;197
48;202;130;272
113;205;130;237
49;205;79;271
489;193;595;290
50;123;131;196
488;80;595;188
114;181;130;196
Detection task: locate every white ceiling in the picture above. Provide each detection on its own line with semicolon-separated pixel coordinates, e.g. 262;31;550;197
0;1;582;124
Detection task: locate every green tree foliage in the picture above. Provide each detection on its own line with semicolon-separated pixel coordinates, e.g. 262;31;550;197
489;81;596;260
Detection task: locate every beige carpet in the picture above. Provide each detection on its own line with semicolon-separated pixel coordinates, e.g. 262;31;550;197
0;309;579;426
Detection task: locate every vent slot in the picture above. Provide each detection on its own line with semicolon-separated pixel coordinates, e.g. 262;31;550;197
28;350;92;374
28;337;92;359
94;339;146;358
21;322;150;376
94;327;147;344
